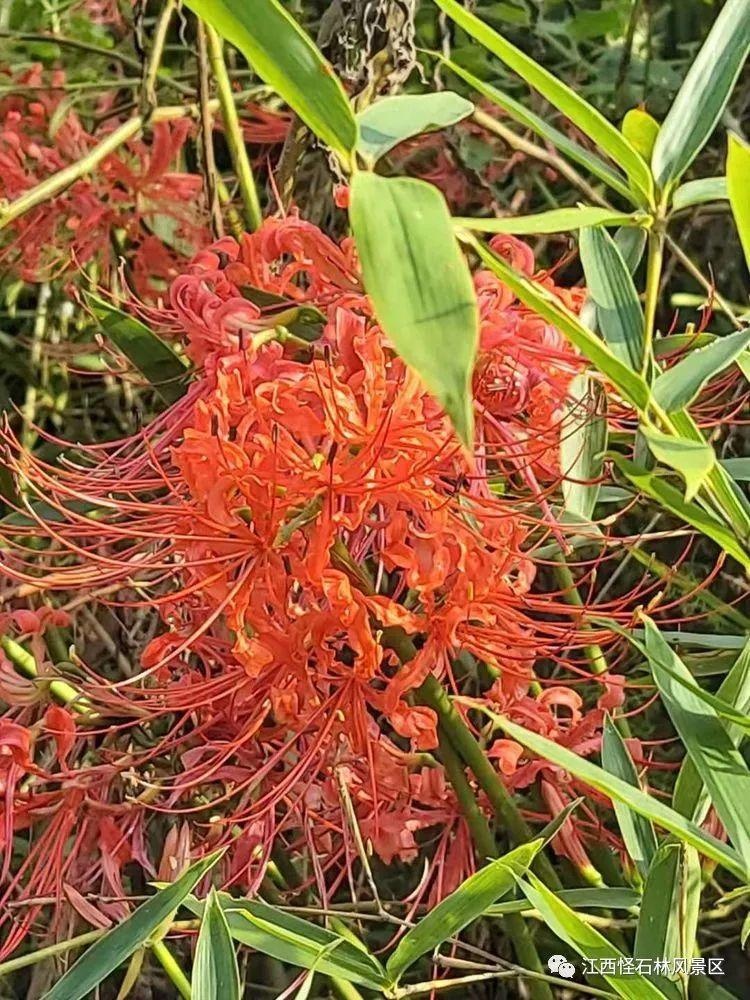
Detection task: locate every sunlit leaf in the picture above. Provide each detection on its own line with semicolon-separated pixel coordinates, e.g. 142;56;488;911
350;173;479;445
454;207;640;234
652;0;750;190
357;92;473;164
622;108;660;161
602;716;657;878
639;427;715;501
728;132;750;274
652;329;750;411
672;177;728;211
193;888;241;1000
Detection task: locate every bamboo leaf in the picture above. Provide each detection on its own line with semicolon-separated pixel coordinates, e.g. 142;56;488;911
610;455;750;571
193;888;241;1000
43;852;224;1000
385;840;542;984
672;177;728;211
441;57;634;201
652;0;750;190
728;132;750;274
561;373;607;521
478;708;748;880
622;108;660;161
580;225;645;371
434;0;654;204
357;92;473;164
486;886;640;916
602;715;657;878
183;0;357;158
639;427;715;502
350;173;479;445
643;617;750;873
454;207;641;235
652;329;750;412
463;234;651;411
184;895;387;990
86;294;188;405
515;873;670;999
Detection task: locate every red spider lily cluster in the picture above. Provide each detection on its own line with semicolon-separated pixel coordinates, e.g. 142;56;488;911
0;65;288;296
0;212;652;958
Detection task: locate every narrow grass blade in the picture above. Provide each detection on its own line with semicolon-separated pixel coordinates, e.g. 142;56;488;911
434;0;654;204
350;173;479;445
441;57;634;201
602;715;657;878
184;895;387;990
385;840;542;984
193;888;241;1000
611;455;750;571
643;617;750;873
454;208;640;235
478;707;748;880
516;873;670;999
44;851;224;1000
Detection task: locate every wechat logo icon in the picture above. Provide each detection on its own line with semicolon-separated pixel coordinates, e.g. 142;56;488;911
548;954;576;979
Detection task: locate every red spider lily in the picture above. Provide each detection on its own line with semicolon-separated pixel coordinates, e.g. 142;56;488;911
0;218;636;956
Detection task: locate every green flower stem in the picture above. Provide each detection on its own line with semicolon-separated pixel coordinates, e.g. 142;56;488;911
413;671;561;892
0;634;92;715
205;25;263;232
151;938;192;1000
140;0;176;115
435;731;553;1000
552;562;609;677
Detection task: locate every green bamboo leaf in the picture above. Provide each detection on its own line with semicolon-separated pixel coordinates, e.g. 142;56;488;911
728;132;750;274
671;177;728;212
486;886;640;916
580;225;644;371
602;715;657;878
643;617;750;872
610;455;750;571
614;225;649;274
43;851;224;1000
86;293;188;405
639;427;715;502
515;873;669;999
454;207;640;235
441;57;634;201
193;888;241;1000
357;92;473;164
385;839;542;984
622;108;660;161
350;173;479;445
479;708;748;880
434;0;654;204
182;0;357;159
691;977;742;1000
463;234;651;411
633;843;699;1000
652;329;750;412
652;0;750;191
184;895;387;990
561;374;607;521
721;458;750;482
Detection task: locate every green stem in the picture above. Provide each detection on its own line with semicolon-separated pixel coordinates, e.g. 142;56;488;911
151;939;192;1000
1;634;91;714
435;732;553;1000
642;226;665;378
205;25;262;232
140;0;176;115
414;673;562;891
552;563;609;677
0;929;105;976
